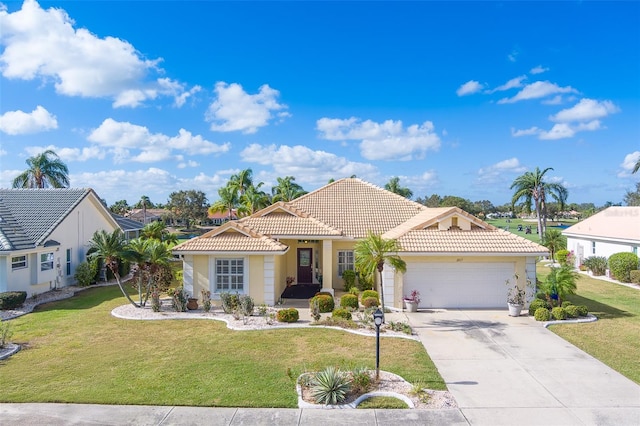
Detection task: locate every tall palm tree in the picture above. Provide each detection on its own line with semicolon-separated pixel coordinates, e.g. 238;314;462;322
12;149;70;188
88;229;139;307
271;176;307;202
238;183;270;217
544;228;566;262
510;167;568;242
209;185;240;221
633;157;640;174
384;177;413;198
128;238;173;306
229;168;254;196
137;195;151;224
354;232;407;322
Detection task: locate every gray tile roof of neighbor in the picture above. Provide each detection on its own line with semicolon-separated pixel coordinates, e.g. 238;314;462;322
0;188;93;251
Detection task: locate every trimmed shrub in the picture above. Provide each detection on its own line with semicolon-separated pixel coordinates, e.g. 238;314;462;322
361;290;379;305
608;252;639;283
630;270;640;284
220;292;240;313
238;294;255;316
561;301;573;308
332;308;352;320
534;307;551;321
277;308;299;323
565;305;579;318
74;260;98;286
340;294;359;310
342;270;356;292
583;256;608;276
0;291;27;310
362;296;379;308
556;249;570;265
528;299;548;316
576;305;589;317
551;306;567;320
310;294;334;313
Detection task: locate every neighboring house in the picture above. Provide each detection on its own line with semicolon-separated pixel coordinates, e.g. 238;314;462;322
563;206;640;266
208;209;238;225
126;208;171;224
112;214;144;241
173;179;547;309
0;188;120;296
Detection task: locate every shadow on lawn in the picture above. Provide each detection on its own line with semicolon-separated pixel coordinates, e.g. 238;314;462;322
566;293;634;320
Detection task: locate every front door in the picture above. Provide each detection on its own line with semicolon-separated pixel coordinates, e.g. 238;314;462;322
297;248;313;284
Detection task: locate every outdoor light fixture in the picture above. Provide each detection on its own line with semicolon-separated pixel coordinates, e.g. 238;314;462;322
373;308;383;379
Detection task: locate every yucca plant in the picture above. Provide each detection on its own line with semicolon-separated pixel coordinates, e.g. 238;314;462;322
310;366;351;405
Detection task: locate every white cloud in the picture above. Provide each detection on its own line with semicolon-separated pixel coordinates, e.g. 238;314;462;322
550;98;619;123
511;127;541;137
456;80;484;96
87;118;230;163
0;0;194;108
508;48;519;62
539;120;602;140
477;158;527;183
24;144;105;162
618;151;640;177
489;75;526;93
530;65;549;75
316;117;441;161
240;143;377;186
541;95;565;105
498;81;578;104
205;82;290;134
0;105;57;134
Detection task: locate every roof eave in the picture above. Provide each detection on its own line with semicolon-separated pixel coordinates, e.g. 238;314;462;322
173;249;289;256
399;251;548;257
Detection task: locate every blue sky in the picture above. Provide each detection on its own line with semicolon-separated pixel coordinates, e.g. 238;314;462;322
1;0;638;207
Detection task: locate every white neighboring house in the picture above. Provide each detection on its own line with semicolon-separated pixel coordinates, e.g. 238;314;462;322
0;188;121;297
563;206;640;267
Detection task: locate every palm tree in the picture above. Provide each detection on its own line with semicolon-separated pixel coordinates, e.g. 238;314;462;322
137;195;152;224
109;200;130;216
633;157;640;174
209;185;240;221
12;149;70;188
510;167;568;242
229;168;254;196
544;228;566;262
354;232;407;322
271;176;307;202
384;177;413;198
127;238;151;305
88;229;139;307
128;238;173;306
541;265;578;306
140;221;166;241
238;183;270;217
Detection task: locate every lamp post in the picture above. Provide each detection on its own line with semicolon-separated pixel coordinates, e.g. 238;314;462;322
373;307;383;380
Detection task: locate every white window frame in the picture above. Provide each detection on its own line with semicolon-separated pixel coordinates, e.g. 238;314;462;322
40;252;54;271
11;255;27;270
213;257;246;294
337;250;355;277
591;241;596;255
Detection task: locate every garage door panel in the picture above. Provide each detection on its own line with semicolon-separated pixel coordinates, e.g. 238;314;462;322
404;262;514;309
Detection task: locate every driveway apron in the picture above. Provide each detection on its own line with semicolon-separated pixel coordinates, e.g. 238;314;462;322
405;309;640;425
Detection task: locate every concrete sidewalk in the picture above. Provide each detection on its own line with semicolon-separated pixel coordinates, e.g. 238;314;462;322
406;309;640;426
0;403;468;425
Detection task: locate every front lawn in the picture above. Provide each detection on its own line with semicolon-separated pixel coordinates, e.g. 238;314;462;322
537;264;640;384
0;286;444;407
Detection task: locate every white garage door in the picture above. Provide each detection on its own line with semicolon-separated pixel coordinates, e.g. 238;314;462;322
404;262;515;308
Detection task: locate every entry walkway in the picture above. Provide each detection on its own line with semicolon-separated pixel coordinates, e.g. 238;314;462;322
405;309;640;425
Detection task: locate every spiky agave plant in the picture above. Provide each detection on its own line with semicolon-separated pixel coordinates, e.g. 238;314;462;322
310;366;351;405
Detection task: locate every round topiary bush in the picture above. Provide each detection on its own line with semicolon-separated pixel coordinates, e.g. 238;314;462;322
277;308;299;323
362;296;379;308
528;299;548;316
332;308;352;320
551;306;567;320
534;307;551;321
340;293;359;310
576;305;589;317
561;301;573;308
565;305;579;318
608;252;639;283
310;294;335;313
361;290;379;305
556;249;570;265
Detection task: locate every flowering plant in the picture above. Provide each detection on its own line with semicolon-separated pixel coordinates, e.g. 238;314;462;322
403;289;421;304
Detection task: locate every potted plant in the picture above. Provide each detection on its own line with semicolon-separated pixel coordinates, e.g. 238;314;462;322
505;274;527;316
286;276;295;287
403;290;420;312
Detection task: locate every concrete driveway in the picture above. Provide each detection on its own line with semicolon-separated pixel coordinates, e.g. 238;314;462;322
405;309;640;425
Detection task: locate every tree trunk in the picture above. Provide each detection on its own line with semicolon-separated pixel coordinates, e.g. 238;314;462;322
113;270;140;308
535;200;544;243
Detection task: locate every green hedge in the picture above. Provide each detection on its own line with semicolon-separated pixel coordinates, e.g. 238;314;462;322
608;252;639;283
0;291;27;310
310;294;334;313
339;294;359;310
277;308;299;323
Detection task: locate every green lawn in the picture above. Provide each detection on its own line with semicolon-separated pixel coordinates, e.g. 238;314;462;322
0;286;444;407
537;264;640;384
485;218;577;243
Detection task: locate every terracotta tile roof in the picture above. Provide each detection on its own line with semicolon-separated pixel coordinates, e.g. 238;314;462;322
290;178;425;238
173;221;287;253
563;206;640;243
241;213;342;237
383;207;496;240
397;229;549;254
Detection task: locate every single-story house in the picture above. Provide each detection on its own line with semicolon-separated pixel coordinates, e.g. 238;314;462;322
563;206;640;266
0;188;120;296
172;178;548;309
208;209;238;225
126;208;172;224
